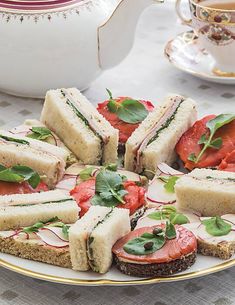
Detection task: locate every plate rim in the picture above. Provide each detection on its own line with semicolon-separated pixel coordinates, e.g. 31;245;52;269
1;256;235;286
164;30;235;82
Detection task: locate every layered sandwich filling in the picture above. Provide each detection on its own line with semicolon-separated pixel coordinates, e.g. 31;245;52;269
133;96;185;172
60;89;109;163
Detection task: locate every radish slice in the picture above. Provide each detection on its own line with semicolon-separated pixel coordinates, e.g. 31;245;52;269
157;163;184;176
55;175;77;193
42;227;69;242
36;229;69;248
147;176;177;206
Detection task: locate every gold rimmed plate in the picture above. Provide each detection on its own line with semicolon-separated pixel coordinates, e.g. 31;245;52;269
1;252;235;286
164;30;235;85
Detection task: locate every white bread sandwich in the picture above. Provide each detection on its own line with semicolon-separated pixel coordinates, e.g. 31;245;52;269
0;190;79;230
0;218;72;268
69;206;130;273
175;168;235;217
124;94;197;174
10;119;77;165
40;88;119;165
0;130;69;187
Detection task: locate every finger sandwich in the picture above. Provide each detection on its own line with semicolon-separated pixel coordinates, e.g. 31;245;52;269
40;88;119;165
69;206;130;273
124;94;197;174
0;130;69;187
0;190;79;230
175;168;235;216
10;119;77;165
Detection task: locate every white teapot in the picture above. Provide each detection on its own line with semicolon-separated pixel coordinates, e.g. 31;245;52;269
0;0;163;98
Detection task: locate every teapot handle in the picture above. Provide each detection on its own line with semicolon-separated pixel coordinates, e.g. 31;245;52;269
175;0;192;26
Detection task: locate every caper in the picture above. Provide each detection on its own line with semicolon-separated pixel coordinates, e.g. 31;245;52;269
144;241;154;250
153;227;163;236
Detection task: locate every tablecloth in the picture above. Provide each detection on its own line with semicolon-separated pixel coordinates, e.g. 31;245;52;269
0;1;235;304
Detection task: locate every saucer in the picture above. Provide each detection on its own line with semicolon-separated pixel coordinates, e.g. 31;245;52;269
164;30;235;85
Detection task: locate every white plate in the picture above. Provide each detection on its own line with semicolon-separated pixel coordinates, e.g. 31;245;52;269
1;252;235;286
164;31;235;85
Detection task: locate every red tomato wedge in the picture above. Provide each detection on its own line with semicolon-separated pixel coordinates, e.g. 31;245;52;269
97;97;154;144
112;225;197;263
70;178;146;217
176;115;235;170
0;181;48;195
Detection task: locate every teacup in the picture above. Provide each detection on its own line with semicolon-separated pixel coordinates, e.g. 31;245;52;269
176;0;235;77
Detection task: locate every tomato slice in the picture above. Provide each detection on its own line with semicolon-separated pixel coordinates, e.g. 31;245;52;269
0;181;48;195
70;178;96;217
70;178;146;217
112;225;197;264
176;115;235;170
97;97;154;144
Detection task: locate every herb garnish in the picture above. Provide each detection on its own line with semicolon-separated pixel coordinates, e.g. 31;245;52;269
159;176;180;193
22;217;70;239
0;165;40;188
106;89;148;124
123;221;176;255
23;217;59;234
188;114;235;163
0;134;29;145
202;216;232;237
91;168;128;207
147;205;189;225
79;166;96;181
27;127;53;141
79;164;118;181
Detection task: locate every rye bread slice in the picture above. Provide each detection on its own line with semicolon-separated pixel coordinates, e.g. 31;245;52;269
0;237;71;268
114;251;196;277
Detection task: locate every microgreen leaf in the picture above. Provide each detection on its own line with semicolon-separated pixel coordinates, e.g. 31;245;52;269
147;205;189;225
27;127;52;141
0;165;40;188
169;213;189;225
198;134;208;145
202;216;232;236
160;176;180;193
79;166;95;181
91;169;127;207
117;99;148;124
106;88;113;100
165;221;177;239
123;232;165;255
107;100;119;113
105;90;148;124
188;153;197;162
209;137;222;149
188;114;235;164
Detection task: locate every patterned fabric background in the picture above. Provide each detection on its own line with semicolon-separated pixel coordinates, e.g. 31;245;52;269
0;1;235;304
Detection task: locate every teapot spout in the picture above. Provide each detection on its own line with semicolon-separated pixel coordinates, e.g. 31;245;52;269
98;0;164;69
